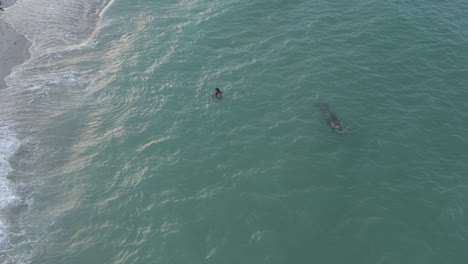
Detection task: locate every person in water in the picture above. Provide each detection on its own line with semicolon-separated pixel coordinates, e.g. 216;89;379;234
212;88;223;98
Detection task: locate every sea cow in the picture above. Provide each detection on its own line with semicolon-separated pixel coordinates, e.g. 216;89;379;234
315;102;343;131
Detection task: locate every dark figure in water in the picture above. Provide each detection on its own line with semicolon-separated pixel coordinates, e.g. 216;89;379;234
316;102;343;131
212;88;223;98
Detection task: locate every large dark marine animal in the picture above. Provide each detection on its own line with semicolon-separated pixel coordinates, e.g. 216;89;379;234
316;102;343;131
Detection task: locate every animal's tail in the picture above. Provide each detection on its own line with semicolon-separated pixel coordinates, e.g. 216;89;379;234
313;95;321;107
314;98;328;111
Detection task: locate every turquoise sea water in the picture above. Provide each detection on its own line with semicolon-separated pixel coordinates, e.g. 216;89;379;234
1;0;468;263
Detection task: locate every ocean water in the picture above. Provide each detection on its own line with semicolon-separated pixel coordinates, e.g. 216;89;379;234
1;0;468;263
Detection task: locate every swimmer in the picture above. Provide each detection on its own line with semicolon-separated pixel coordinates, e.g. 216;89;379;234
212;88;223;98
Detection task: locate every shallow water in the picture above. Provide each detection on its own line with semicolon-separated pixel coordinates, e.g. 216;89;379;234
1;0;468;263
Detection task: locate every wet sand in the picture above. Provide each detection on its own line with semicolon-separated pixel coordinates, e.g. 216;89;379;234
0;0;31;89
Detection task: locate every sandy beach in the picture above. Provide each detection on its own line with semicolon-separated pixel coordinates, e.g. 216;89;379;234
0;0;31;89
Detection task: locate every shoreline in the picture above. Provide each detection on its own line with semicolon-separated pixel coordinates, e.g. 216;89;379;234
0;0;32;89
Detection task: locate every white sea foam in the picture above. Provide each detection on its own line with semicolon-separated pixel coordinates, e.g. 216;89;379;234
0;122;20;202
0;121;21;252
99;0;116;18
0;0;117;261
